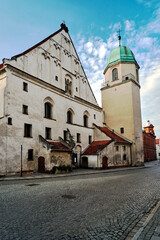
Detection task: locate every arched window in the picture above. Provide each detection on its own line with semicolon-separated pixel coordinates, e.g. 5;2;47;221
83;115;88;127
67;110;73;124
44;102;52;119
112;68;118;81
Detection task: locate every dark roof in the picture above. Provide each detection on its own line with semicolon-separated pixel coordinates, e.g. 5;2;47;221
48;141;72;152
82;140;112;155
11;23;69;59
94;124;131;143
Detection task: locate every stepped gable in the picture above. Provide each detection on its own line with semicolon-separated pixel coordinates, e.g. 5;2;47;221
82;140;112;155
94;124;131;143
47;141;72;152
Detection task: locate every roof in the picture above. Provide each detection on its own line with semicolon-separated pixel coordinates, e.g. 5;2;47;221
156;139;159;145
11;23;68;60
106;46;137;68
82;140;112;155
0;63;3;69
94;124;131;143
48;141;72;152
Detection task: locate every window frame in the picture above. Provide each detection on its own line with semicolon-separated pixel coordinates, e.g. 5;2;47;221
112;68;118;81
24;123;32;138
45;127;52;140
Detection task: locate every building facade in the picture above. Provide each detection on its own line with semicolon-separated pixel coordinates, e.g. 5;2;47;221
143;121;156;162
0;24;144;174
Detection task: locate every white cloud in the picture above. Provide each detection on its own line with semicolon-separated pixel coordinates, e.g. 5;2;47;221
75;9;160;135
125;20;135;31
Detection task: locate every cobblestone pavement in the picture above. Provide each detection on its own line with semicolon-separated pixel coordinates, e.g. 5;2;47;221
0;163;160;240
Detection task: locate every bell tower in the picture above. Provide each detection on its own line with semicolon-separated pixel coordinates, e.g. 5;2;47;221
101;36;144;166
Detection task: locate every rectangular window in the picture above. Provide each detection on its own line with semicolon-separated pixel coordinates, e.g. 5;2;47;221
159;153;160;156
120;127;124;134
45;127;51;140
8;118;12;125
28;149;33;161
23;82;28;92
94;114;96;119
55;76;58;81
89;135;92;144
116;146;119;151
123;146;126;151
23;105;28;115
77;133;81;143
24;124;32;137
64;130;67;141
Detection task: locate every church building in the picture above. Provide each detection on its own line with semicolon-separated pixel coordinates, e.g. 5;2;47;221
0;23;144;175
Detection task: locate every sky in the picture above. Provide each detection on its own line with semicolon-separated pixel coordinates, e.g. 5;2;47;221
0;0;160;136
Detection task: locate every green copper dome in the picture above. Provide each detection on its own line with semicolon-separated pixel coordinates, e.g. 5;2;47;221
107;46;136;67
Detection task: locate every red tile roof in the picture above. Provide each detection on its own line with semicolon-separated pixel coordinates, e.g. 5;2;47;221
156;139;159;145
0;63;3;69
82;140;112;155
94;124;131;143
48;141;72;152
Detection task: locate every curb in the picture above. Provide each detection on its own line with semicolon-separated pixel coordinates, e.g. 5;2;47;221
0;166;145;182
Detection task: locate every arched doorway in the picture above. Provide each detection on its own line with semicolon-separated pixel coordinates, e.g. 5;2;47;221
81;157;88;168
102;156;108;169
38;157;45;173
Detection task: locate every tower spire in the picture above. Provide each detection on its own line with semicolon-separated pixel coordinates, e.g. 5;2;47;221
118;28;121;47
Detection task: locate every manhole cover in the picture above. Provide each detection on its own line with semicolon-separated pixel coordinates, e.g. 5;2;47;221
62;195;76;199
25;184;40;187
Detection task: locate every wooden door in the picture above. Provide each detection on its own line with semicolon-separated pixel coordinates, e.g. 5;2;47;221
38;157;45;173
102;156;108;169
82;157;88;168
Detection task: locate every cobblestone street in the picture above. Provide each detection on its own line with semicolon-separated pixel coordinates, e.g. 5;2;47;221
0;162;160;240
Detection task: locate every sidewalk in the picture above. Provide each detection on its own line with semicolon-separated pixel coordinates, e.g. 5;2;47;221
0;160;159;182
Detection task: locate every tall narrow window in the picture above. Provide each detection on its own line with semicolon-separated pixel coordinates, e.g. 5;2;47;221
112;68;118;81
23;82;28;92
24;124;32;137
28;149;33;161
45;127;51;139
45;102;52;119
89;135;92;144
83;115;88;127
23;105;28;115
64;130;68;141
136;69;139;82
77;133;81;143
120;127;124;134
116;146;119;151
67;110;72;124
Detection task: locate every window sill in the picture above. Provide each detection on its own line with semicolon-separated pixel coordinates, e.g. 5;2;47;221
24;136;33;138
44;117;56;121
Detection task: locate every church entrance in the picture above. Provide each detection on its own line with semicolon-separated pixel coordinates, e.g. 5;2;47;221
38;157;45;173
102;156;108;169
81;157;88;168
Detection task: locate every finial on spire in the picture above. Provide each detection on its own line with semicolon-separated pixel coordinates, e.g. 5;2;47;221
118;28;121;47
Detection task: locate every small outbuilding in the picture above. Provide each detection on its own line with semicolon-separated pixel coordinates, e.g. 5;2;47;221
81;124;132;169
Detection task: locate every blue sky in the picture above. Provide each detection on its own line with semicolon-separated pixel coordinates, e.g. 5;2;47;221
0;0;160;136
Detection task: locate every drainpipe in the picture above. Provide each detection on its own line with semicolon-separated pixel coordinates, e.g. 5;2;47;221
130;143;132;166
